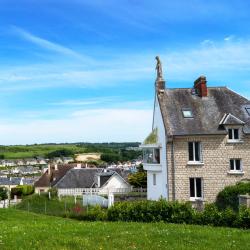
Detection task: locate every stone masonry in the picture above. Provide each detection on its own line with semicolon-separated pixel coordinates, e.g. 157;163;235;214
167;134;250;203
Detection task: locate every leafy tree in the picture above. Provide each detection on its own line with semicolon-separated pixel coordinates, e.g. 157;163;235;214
46;149;74;159
0;187;8;200
100;153;121;163
0;154;4;159
128;165;147;188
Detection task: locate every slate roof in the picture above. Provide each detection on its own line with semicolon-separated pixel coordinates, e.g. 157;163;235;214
54;168;130;189
0;177;21;185
54;168;103;188
158;87;250;136
219;113;245;125
34;164;74;188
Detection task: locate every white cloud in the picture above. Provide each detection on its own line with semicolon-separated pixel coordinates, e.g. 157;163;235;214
0;109;152;145
11;26;93;63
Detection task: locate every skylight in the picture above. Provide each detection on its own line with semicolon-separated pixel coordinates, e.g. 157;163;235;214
182;109;193;118
246;107;250;116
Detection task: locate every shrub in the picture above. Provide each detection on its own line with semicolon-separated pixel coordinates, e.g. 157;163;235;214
11;185;34;198
236;206;250;229
216;182;250;211
48;188;58;198
68;205;107;221
0;187;8;200
200;203;222;226
107;200;194;224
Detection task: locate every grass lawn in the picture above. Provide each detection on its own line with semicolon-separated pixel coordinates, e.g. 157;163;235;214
0;209;250;250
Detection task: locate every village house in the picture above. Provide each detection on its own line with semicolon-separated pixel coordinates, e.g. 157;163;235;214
141;57;250;204
54;168;131;196
34;162;131;195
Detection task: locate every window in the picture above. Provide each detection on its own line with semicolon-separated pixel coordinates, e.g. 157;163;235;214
182;109;193;118
228;128;239;140
246;107;250;116
230;159;242;171
143;148;160;164
153;174;156;186
188;142;202;162
190;178;203;199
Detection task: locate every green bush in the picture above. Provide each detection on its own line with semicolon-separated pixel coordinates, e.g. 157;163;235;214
11;185;34;198
216;182;250;211
0;187;8;200
48;188;58;198
67;205;107;221
107;200;194;223
11;187;23;198
236;206;250;229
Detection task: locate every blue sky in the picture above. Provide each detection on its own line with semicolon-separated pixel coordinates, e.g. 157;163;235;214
0;0;250;144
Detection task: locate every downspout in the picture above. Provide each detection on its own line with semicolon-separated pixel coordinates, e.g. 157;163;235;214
171;137;176;201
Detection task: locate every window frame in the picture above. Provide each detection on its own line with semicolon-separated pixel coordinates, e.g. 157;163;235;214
143;147;161;164
228;128;240;140
182;108;193;118
189;177;203;200
246;107;250;116
229;159;243;172
188;142;203;163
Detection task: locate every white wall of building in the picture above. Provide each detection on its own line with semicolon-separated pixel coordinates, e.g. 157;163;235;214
102;174;130;190
147;96;168;200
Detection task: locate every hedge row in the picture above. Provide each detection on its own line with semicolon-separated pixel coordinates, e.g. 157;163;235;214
11;185;34;198
66;200;250;229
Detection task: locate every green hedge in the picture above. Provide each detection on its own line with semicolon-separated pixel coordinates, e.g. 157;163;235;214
16;194;250;229
107;200;250;229
216;182;250;211
107;200;194;223
11;185;34;198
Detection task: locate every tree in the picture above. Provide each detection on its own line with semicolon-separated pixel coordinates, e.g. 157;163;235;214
100;153;121;163
0;187;8;200
46;149;74;159
128;165;147;188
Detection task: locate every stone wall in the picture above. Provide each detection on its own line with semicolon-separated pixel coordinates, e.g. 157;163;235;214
167;134;250;203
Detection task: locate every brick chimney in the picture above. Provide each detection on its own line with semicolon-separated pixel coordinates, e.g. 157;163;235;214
194;76;208;97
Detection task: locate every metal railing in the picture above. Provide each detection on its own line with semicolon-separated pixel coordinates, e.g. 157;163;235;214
58;187;147;196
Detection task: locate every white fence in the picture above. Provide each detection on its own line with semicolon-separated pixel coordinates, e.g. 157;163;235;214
58;187;147;196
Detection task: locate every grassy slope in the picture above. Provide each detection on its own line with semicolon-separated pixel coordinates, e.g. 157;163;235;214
0;144;85;159
0;209;250;250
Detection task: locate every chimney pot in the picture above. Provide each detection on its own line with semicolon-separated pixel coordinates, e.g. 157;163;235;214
194;76;208;97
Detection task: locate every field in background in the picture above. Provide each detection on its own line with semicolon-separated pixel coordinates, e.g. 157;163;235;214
0;142;140;159
1;209;250;250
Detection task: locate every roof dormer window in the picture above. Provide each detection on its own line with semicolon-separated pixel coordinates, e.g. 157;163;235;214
182;109;193;118
246;107;250;116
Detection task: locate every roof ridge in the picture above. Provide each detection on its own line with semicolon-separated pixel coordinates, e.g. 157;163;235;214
166;86;227;90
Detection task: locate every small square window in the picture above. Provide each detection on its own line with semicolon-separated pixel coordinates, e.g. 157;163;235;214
182;109;193;118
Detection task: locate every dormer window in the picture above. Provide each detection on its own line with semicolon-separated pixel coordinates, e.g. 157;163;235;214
228;128;239;140
246;107;250;116
182;109;193;118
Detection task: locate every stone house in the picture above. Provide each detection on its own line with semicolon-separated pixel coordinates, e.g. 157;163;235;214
141;60;250;203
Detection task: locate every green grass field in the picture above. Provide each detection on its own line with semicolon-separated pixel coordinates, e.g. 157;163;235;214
0;209;250;250
0;144;85;159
